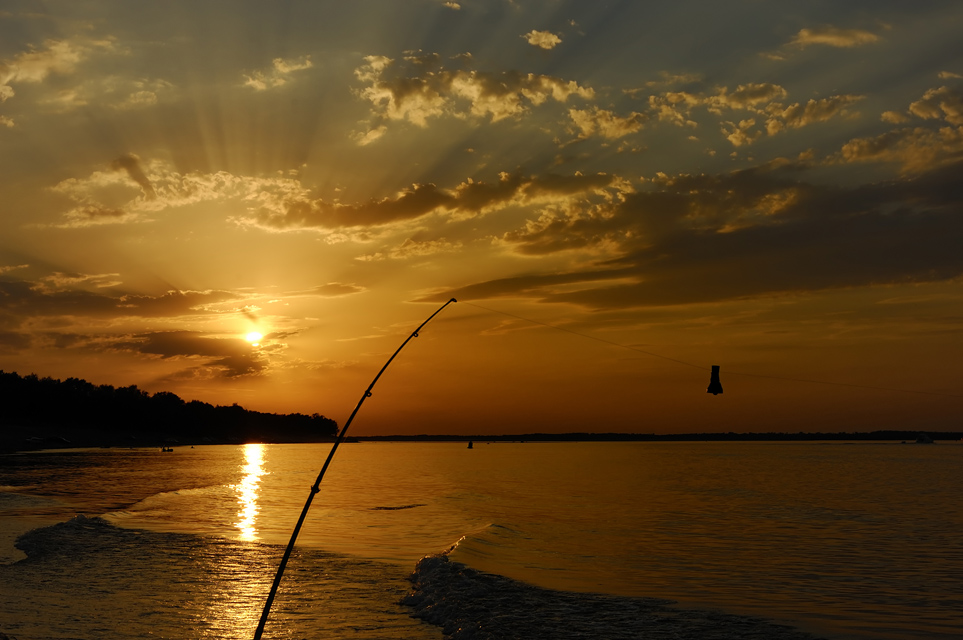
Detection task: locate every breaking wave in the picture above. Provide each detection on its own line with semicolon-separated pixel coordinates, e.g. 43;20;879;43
402;552;827;640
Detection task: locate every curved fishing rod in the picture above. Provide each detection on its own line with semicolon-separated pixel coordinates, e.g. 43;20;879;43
253;297;458;640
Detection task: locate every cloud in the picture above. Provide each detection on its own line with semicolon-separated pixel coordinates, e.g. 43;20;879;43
568;107;647;139
788;26;880;49
54;157;632;234
314;283;366;297
353;54;593;137
110;153;156;199
836;126;963;174
765;94;864;134
843;84;963;172
40;272;122;289
523;30;562;50
881;110;910;124
114;331;266;377
51;158;310;227
0;277;242;319
707;83;787;112
647;91;700;127
721;119;761;147
112;78;173;110
251;183;454;230
0;39;85;86
243;170;621;231
939;71;962;80
0;38;114;117
636;71;703;90
19;74;173;114
423;159;963;308
649;84;788;121
357;238;463;261
908;86;963;125
243;55;313;91
646;84;861;145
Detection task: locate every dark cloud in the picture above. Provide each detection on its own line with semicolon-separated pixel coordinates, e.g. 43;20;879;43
424;159;963;308
0;278;239;319
110;153;156;199
114;331;265;377
253;183;454;229
250;171;619;230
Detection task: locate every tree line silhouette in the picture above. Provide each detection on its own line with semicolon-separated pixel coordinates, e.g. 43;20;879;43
1;370;337;449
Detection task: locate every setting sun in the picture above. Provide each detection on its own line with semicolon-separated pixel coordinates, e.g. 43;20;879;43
246;332;263;345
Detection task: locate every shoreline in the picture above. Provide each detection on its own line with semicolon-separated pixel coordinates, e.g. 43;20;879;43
3;425;959;455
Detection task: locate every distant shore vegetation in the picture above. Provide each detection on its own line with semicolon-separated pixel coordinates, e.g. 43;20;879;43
2;370;959;454
0;370;338;451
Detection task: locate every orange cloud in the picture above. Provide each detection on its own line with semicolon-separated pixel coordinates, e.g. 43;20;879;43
765;94;864;134
243;55;313;91
908;86;963;125
523;30;562;50
353;55;594;138
836;126;963;174
568;107;647;139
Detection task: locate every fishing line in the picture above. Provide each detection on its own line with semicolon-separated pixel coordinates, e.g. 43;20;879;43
461;300;963;399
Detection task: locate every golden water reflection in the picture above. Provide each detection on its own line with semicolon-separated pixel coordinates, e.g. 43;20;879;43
234;443;266;541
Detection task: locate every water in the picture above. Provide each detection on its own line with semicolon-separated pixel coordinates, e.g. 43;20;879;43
1;441;961;639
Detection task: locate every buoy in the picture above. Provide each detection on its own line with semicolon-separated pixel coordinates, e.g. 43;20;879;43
707;365;723;395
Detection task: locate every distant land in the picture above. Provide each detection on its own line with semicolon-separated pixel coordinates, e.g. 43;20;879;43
0;370;337;453
2;370;960;454
355;431;963;443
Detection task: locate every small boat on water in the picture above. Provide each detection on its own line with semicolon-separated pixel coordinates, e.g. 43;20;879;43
467;440;473;449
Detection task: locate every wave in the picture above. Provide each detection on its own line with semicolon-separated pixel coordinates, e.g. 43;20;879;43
3;515;439;640
370;503;427;511
401;552;828;640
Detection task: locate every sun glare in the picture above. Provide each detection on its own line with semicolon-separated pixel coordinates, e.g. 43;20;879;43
245;331;263;346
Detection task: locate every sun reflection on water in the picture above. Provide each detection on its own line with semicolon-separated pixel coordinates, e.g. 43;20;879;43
234;443;267;541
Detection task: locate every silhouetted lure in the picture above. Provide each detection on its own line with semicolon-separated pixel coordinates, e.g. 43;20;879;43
707;365;723;395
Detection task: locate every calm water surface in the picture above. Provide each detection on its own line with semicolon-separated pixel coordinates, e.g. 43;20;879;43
1;441;961;639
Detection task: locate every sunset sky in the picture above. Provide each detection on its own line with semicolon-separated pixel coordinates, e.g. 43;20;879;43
2;0;962;435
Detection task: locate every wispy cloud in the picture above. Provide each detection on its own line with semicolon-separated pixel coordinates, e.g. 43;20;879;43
357;238;463;261
789;26;881;49
0;37;116;120
243;55;313;91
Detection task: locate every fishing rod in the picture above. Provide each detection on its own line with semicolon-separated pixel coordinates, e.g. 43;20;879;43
253;297;458;640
